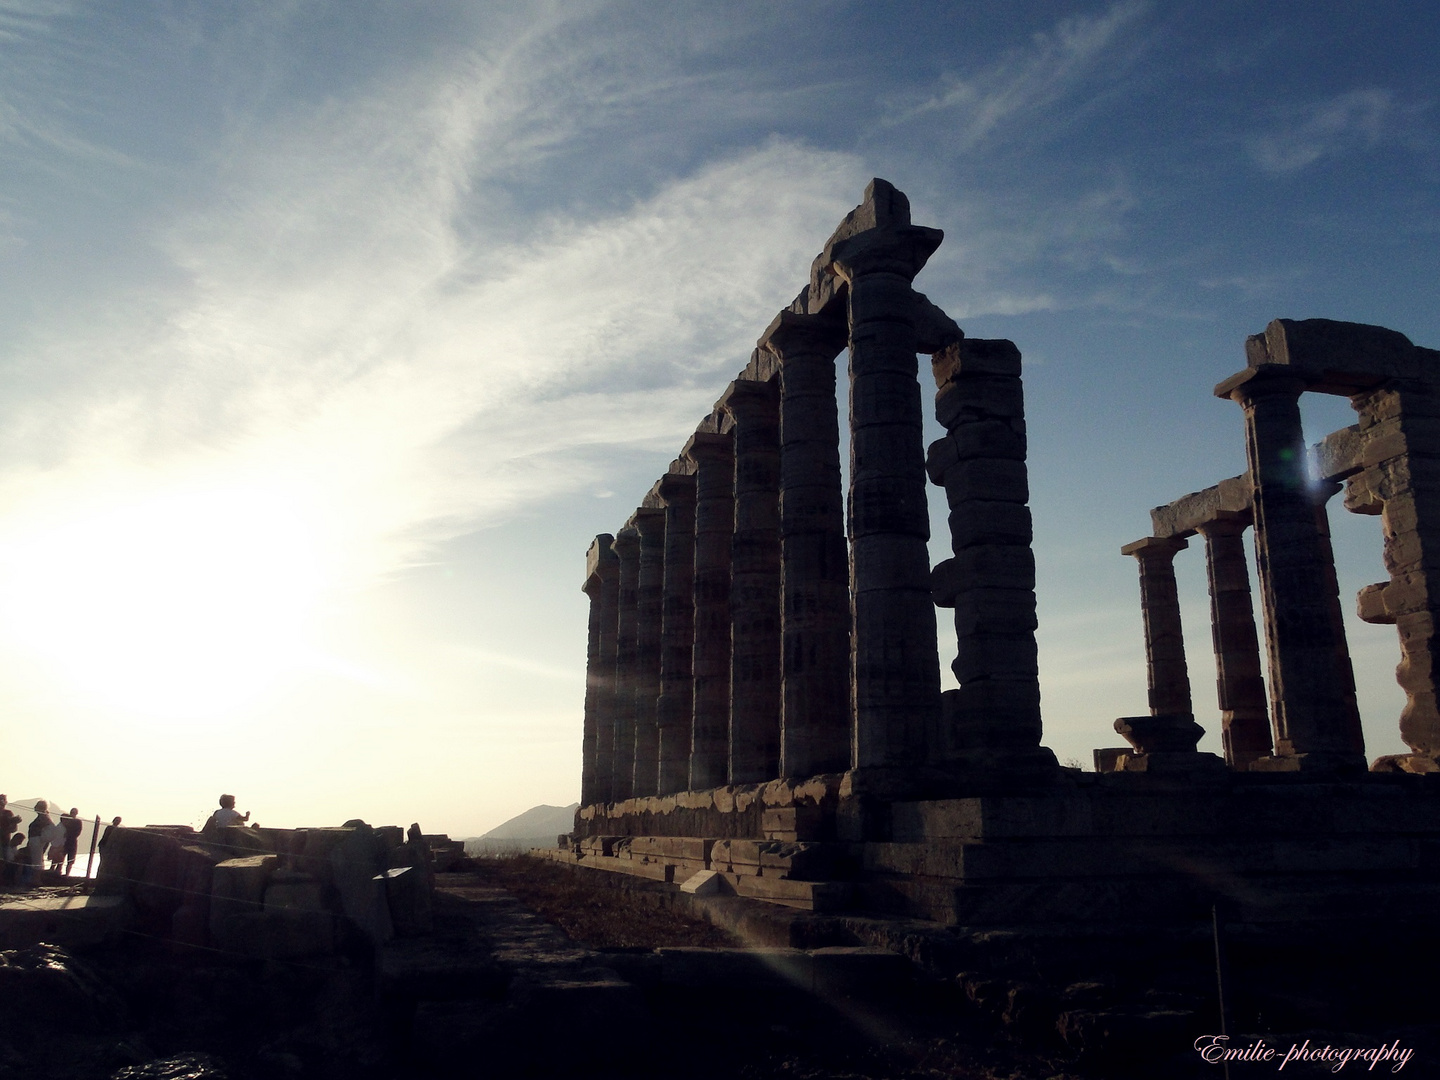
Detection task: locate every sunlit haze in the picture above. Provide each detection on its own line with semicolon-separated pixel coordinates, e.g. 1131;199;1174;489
3;2;1437;837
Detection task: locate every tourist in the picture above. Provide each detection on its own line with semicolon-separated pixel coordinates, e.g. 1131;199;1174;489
2;833;22;887
26;801;51;882
203;794;249;833
98;816;121;853
0;795;18;852
60;808;82;875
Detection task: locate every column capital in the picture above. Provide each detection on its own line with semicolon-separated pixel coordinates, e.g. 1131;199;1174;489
758;309;847;360
1215;364;1309;403
718;376;779;421
584;532;618;592
611;524;641;557
632;505;666;540
682;429;734;466
1194;510;1252;538
1121;535;1189;561
655;471;697;506
827;225;943;284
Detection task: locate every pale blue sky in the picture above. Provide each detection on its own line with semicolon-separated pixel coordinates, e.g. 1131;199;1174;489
2;2;1436;835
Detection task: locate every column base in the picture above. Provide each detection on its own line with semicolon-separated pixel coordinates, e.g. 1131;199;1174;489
1113;750;1227;776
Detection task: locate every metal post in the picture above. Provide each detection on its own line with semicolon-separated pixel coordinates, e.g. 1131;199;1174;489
84;814;100;881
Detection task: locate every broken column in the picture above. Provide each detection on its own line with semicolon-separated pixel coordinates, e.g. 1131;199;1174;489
827;205;943;785
1194;515;1273;768
720;378;783;785
655;471;697;796
685;428;735;790
631;506;667;798
581;534;619;806
1218;365;1367;771
760;310;852;779
609;525;641;801
927;338;1053;771
1349;383;1440;771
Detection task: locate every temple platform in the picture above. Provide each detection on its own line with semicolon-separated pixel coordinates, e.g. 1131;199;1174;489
544;770;1440;927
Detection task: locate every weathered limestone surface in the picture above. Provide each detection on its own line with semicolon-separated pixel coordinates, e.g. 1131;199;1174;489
581;535;619;806
828;197;944;785
655;472;697;796
928;339;1050;775
631;506;667;798
609;526;641;802
721;377;783;784
686;429;735;790
761;310;852;779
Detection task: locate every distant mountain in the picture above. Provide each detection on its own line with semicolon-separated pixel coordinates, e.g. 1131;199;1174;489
464;803;579;856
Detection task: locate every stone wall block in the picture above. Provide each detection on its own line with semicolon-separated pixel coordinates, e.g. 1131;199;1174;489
943;458;1030;506
947;503;1034;551
1344;469;1385;515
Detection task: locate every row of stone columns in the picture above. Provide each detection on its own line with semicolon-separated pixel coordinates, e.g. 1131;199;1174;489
578;178;1055;806
1118;355;1374;774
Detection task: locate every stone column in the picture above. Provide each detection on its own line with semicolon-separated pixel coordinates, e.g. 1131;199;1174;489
1222;367;1367;770
655;472;697;796
760;311;852;779
927;339;1052;770
609;526;641;802
631;506;667;798
1313;480;1366;756
1195;515;1272;769
719;379;782;785
1120;536;1193;719
685;430;735;790
581;534;619;806
828;225;944;782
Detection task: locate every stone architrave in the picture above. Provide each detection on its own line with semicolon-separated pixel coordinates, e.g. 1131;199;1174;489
927;338;1052;770
1219;366;1367;771
631;506;667;798
685;429;735;790
655;472;698;796
1194;515;1272;769
827;221;944;783
1120;536;1194;720
609;526;642;802
759;310;852;779
581;534;619;806
719;379;783;785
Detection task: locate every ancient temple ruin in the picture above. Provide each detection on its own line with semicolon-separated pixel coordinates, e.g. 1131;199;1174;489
548;180;1440;928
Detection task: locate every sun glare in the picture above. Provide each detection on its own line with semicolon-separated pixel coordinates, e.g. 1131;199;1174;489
0;483;327;720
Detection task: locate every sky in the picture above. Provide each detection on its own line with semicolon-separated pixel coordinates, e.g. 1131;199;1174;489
1;1;1436;838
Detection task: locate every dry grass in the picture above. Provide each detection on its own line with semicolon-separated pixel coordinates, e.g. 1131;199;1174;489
470;855;735;949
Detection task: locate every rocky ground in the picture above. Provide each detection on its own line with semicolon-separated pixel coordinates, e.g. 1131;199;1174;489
3;864;1435;1078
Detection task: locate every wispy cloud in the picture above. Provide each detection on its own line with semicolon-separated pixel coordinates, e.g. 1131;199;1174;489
1248;87;1398;173
0;14;865;598
882;0;1150;147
